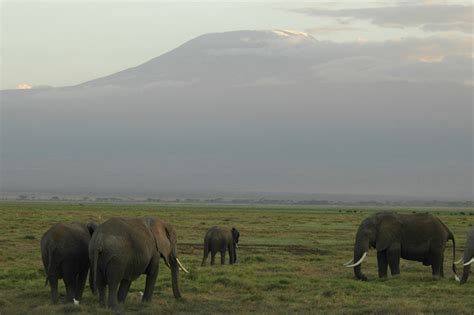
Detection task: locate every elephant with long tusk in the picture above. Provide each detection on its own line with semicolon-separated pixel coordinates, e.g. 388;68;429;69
454;227;474;284
88;216;189;309
345;212;458;281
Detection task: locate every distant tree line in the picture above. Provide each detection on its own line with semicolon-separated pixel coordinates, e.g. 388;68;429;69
10;194;473;208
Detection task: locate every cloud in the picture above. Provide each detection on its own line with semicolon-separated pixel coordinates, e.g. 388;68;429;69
294;4;473;34
307;36;472;85
16;83;32;89
305;25;358;34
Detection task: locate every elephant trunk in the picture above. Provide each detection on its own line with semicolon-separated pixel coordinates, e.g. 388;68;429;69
447;230;458;278
460;264;470;284
353;232;369;281
460;254;473;284
170;257;181;298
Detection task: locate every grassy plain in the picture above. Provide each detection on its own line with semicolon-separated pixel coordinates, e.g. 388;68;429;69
0;202;473;314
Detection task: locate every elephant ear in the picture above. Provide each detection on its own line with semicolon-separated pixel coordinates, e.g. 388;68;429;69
375;215;402;251
144;217;175;263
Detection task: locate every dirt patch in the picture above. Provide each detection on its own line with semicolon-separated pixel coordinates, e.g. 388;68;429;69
178;243;329;256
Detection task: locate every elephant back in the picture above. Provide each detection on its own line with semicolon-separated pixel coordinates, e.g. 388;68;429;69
41;222;91;279
92;217;155;257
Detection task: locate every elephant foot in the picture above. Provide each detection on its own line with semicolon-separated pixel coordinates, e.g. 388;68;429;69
431;275;442;280
110;305;121;312
357;275;368;281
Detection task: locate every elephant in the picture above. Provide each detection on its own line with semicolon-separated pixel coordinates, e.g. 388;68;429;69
201;227;240;266
455;227;474;284
344;212;457;281
40;221;97;304
88;216;188;309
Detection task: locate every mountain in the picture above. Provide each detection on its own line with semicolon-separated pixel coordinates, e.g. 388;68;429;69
78;30;318;89
1;30;472;199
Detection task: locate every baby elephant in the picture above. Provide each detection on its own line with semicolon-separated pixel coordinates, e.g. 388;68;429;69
41;221;97;304
456;227;474;284
201;227;240;266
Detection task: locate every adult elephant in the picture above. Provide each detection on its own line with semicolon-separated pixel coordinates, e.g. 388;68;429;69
88;216;188;309
455;227;473;284
201;227;240;266
344;212;457;281
41;221;97;304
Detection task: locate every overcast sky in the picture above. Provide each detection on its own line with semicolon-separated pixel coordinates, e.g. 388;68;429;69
2;0;472;90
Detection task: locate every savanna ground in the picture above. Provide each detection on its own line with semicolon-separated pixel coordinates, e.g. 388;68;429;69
0;202;473;314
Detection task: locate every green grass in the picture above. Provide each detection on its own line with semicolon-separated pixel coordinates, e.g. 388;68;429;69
0;202;473;314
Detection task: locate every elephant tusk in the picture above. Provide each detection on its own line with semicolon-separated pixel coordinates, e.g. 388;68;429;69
235;243;238;248
454;258;464;265
176;258;189;274
345;252;367;268
73;298;80;305
343;258;354;266
463;258;474;266
454;274;461;282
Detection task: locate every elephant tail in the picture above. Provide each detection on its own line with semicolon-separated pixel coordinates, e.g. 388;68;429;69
44;247;55;286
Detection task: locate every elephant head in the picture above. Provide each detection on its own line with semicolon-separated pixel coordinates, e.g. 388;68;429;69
344;212;401;281
144;217;188;298
455;228;474;284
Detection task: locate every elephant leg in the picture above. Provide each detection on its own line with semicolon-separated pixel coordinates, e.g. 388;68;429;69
107;281;120;309
430;253;443;277
211;251;216;265
201;247;209;266
377;251;388;278
75;268;88;300
117;279;132;303
142;259;159;302
228;245;234;265
64;278;76;303
49;276;59;304
106;257;126;308
61;262;77;303
221;250;226;265
440;254;444;277
201;241;209;266
96;271;106;306
387;248;401;276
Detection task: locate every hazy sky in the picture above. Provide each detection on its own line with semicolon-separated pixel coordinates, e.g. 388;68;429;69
2;0;471;90
1;1;473;199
